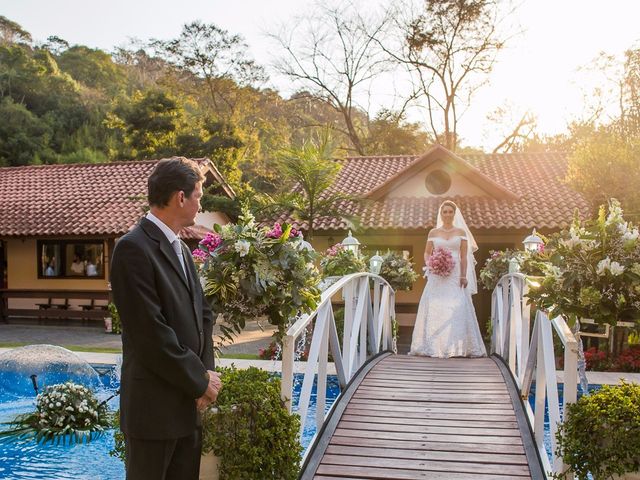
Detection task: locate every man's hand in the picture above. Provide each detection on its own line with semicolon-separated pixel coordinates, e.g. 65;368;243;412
196;370;222;412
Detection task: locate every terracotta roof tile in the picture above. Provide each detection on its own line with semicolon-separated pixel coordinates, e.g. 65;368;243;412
0;158;225;238
276;150;591;231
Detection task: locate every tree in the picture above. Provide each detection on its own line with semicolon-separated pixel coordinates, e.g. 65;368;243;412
108;89;183;159
270;1;390;155
150;21;266;117
566;128;640;218
0;16;32;45
488;104;536;153
0;97;53;166
365;109;431;154
259;132;359;239
57;46;126;93
382;0;510;151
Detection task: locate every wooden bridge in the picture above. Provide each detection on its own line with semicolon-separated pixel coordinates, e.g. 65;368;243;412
282;273;579;480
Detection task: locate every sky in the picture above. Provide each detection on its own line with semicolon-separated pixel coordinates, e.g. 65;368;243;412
2;0;639;150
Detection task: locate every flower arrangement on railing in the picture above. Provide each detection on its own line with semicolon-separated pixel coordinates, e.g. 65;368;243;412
527;199;640;327
377;251;419;291
193;210;322;345
0;382;111;445
319;243;367;277
479;249;547;291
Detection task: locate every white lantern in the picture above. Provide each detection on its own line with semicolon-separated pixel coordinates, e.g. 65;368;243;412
341;230;360;257
508;257;520;274
369;251;384;274
523;228;544;253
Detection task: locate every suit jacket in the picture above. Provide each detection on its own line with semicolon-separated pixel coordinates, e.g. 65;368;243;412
110;217;215;440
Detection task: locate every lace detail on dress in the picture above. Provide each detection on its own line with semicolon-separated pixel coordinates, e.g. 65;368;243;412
409;236;486;358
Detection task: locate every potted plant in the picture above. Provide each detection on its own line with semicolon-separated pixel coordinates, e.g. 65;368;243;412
554;381;640;480
319;243;367;284
193;210;322;347
106;302;121;334
479;248;547;291
201;366;302;480
375;250;419;291
110;367;302;480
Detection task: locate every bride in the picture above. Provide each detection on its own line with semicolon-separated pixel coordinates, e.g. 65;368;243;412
409;200;486;358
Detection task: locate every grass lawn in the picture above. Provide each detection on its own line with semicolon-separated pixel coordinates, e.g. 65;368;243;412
0;342;261;360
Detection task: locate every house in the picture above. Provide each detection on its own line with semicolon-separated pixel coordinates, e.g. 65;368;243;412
0;157;234;321
278;144;592;329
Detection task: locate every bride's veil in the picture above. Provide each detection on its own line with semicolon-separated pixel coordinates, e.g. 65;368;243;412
436;201;479;295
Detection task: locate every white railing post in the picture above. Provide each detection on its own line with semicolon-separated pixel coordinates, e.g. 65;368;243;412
491;273;579;478
281;272;396;446
282;333;295;412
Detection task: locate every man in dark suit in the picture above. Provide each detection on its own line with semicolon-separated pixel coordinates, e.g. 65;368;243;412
111;158;222;480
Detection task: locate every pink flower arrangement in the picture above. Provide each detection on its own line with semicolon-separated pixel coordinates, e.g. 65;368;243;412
199;232;222;251
192;248;208;263
426;247;455;277
325;243;345;256
266;222;283;239
266;222;303;239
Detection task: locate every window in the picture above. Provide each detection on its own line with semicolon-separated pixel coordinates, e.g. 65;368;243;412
425;169;452;195
38;240;105;279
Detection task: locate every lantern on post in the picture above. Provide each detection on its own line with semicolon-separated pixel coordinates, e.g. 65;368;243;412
369;251;384;274
523;228;544;253
341;230;360;257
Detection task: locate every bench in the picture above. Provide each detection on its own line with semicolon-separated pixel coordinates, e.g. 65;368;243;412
1;289;110;324
36;298;70;310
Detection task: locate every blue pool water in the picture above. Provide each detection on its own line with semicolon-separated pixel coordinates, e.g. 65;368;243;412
527;383;601;464
0;367;340;480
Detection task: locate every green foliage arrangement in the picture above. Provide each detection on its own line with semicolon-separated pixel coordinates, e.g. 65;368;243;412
109;409;125;461
320;244;367;277
193;210;321;346
107;302;121;334
479;248;547;291
527;200;640;326
1;382;111;445
554;382;640;480
202;367;302;480
377;251;419;291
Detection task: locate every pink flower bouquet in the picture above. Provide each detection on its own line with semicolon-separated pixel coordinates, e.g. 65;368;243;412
426;247;455;277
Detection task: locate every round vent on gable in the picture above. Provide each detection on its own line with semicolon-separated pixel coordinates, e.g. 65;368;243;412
425;169;451;195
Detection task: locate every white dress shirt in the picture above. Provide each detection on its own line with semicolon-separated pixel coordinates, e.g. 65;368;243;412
146;212;187;279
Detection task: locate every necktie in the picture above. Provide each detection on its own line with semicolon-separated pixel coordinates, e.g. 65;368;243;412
172;239;188;280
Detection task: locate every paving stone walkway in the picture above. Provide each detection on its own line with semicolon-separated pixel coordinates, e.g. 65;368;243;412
0;320;277;356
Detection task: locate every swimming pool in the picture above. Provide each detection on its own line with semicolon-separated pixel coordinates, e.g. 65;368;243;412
0;366;341;480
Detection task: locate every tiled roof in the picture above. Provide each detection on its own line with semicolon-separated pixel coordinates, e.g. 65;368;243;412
0;158;229;238
276;147;592;231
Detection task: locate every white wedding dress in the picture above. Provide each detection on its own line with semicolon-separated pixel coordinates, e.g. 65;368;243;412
409;235;487;358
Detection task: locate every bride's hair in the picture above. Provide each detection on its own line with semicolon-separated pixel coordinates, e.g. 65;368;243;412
440;200;457;213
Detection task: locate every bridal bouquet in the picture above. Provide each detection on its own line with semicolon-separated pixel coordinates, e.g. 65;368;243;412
426;247;455;277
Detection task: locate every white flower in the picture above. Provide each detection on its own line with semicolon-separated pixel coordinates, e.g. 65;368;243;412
606;200;624;225
220;224;235;240
622;228;639;242
562;232;582;248
234;240;250;257
597;257;625;276
609;261;625;276
597;258;611;275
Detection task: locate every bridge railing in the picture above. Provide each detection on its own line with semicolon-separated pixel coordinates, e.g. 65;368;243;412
281;272;395;439
491;273;578;478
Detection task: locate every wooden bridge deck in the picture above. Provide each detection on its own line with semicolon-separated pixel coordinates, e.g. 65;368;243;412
302;354;543;480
